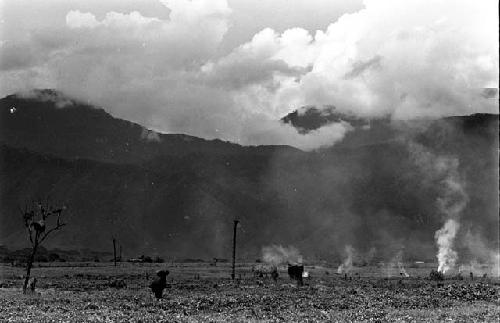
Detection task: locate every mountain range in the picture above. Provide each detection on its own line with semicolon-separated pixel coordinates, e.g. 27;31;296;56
1;90;498;263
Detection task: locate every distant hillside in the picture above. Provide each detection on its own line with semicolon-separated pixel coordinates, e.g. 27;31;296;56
0;90;497;262
1;90;298;164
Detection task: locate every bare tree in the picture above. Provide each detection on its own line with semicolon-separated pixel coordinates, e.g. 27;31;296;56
20;199;67;294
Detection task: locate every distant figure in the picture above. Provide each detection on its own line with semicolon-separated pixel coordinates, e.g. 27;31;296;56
470;272;474;280
287;264;304;286
271;267;279;282
150;270;169;299
26;277;37;294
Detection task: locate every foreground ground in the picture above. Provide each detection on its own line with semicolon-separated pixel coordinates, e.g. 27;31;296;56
0;263;499;322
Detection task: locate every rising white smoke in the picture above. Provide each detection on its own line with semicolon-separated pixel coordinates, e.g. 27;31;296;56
337;244;355;274
435;161;468;274
385;249;410;277
395;249;409;277
140;128;161;142
261;245;302;266
15;89;74;108
409;142;468;274
435;219;460;273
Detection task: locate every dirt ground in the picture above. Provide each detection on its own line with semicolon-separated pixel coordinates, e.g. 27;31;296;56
1;262;499;322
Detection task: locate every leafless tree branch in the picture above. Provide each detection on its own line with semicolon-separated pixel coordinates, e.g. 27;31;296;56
39;223;66;245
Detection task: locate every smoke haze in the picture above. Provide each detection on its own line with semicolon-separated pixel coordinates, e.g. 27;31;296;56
337;245;355;274
0;1;497;275
262;245;303;266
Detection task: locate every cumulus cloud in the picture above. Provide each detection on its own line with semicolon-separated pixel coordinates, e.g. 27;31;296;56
0;0;497;151
66;10;100;28
208;0;498;120
201;29;306;90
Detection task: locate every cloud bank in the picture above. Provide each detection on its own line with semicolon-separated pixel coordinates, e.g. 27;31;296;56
0;0;497;150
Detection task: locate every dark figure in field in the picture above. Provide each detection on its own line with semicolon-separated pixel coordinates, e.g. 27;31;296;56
271;267;279;282
150;270;169;299
26;277;37;293
288;264;304;286
470;272;474;280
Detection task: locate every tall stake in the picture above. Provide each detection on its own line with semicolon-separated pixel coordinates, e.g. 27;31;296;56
231;220;239;280
113;237;117;267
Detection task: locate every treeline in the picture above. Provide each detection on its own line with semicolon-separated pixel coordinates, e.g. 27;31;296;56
0;245;112;264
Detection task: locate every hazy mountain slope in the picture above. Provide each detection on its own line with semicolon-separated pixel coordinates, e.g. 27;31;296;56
0;145;287;258
0;90;298;164
0;91;497;262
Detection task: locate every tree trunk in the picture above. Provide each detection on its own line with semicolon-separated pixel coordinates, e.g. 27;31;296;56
231;220;239;280
23;243;37;294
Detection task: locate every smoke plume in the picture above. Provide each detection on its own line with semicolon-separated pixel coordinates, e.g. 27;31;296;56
409;141;468;274
262;245;302;266
140;128;161;142
337;245;355;274
435;219;460;273
384;249;409;277
395;249;410;277
15;89;74;108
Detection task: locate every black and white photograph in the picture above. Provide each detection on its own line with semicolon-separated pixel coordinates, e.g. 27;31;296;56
0;0;499;321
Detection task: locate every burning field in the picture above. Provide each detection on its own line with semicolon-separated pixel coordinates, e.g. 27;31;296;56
1;262;499;322
0;0;498;321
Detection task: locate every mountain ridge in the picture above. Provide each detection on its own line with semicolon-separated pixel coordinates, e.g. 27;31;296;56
0;90;498;262
1;89;302;165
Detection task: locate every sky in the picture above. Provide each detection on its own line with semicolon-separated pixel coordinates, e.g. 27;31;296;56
0;0;498;150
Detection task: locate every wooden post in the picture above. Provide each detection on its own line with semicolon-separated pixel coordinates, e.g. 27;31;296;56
113;237;117;267
231;220;239;280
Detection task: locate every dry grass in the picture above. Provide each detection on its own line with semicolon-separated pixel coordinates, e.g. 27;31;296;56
1;263;499;322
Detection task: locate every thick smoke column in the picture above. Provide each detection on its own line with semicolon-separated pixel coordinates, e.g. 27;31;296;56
435;219;460;273
435;159;468;273
409;142;468;274
262;245;302;266
337;245;355;274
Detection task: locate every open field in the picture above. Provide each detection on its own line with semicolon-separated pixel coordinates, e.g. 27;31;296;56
1;262;499;322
